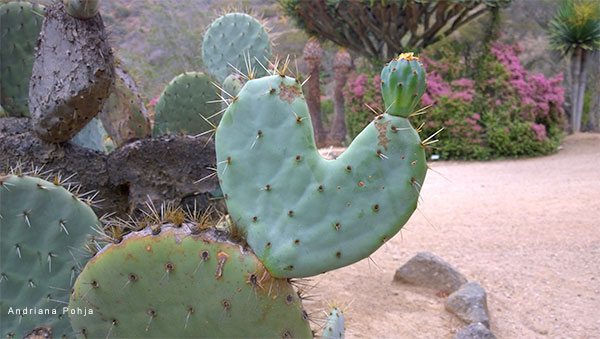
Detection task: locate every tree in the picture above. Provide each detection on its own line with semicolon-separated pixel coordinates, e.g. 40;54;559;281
548;0;600;133
279;0;511;61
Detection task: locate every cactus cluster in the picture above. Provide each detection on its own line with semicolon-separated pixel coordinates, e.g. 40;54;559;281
0;171;99;338
0;0;431;335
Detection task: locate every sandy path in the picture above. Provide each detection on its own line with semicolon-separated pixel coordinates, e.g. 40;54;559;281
307;133;600;339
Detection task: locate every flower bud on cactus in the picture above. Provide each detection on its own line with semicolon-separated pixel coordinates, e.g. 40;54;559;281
380;53;426;118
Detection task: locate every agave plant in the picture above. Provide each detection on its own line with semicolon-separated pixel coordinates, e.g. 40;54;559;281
548;0;600;133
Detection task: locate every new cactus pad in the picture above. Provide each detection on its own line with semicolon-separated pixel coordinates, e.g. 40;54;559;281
152;72;220;137
68;226;312;338
322;306;345;339
215;60;427;278
63;0;98;19
0;173;99;338
380;53;427;118
202;13;271;82
0;2;45;117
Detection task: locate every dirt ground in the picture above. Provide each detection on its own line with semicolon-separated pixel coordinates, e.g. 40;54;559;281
308;133;600;339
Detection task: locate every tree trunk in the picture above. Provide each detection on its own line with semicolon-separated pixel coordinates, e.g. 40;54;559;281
303;39;325;146
571;49;581;132
585;51;600;132
575;49;590;133
327;49;351;146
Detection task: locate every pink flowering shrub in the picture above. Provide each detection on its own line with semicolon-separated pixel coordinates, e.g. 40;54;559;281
344;40;565;159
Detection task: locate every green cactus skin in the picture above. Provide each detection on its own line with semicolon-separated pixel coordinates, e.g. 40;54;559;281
215;74;427;278
63;0;98;19
0;2;45;117
152;72;220;137
68;226;312;338
71;117;109;152
380;53;427;118
0;174;99;338
202;13;271;82
322;306;345;339
223;74;244;98
99;62;151;147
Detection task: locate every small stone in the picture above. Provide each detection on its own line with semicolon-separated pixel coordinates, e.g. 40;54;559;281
445;282;490;328
393;252;468;295
455;323;496;339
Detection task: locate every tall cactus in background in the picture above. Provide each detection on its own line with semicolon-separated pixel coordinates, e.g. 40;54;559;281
303;37;325;145
0;171;100;338
215;54;428;278
0;2;45;117
328;48;351;145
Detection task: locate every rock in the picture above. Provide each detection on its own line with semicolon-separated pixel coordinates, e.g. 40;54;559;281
394;251;468;295
445;282;490;328
455;322;496;339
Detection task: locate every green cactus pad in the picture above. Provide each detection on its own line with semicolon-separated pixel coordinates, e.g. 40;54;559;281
71;117;108;152
0;174;99;338
0;2;45;117
63;0;98;19
202;13;271;82
380;53;427;118
68;226;312;338
99;62;151;147
322;306;345;339
223;74;244;98
216;74;427;278
152;72;220;137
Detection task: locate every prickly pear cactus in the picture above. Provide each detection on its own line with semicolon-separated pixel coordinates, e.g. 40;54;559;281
29;1;114;143
0;173;99;338
380;53;426;118
99;62;151;147
215;62;427;278
68;226;312;338
152;72;220;137
63;0;98;19
71;117;108;152
322;306;345;339
202;13;271;82
223;74;244;98
0;2;45;117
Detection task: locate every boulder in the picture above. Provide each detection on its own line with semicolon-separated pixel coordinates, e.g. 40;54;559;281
445;282;491;328
394;251;468;295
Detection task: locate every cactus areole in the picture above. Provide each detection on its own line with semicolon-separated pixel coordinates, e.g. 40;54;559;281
215;56;428;278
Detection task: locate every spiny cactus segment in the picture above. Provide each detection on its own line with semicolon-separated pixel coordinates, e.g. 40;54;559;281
0;2;45;117
152;72;220;137
202;13;272;82
215;58;427;278
68;221;312;338
0;169;100;338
